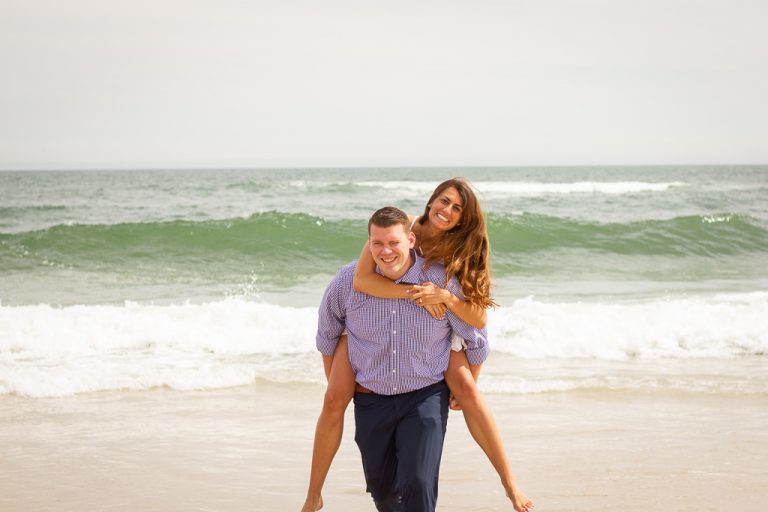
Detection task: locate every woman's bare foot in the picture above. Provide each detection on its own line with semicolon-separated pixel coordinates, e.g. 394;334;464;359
300;495;323;512
507;486;533;512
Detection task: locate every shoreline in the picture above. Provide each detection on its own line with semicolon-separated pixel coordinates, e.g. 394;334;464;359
2;383;767;511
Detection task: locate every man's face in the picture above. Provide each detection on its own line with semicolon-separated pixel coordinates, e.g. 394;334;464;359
368;223;415;280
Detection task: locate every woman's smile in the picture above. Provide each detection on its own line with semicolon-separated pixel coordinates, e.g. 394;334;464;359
428;186;463;231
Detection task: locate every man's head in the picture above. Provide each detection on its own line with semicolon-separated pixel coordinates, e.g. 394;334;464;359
367;206;415;280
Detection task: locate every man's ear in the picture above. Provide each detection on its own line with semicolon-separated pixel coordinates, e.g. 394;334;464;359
408;231;416;248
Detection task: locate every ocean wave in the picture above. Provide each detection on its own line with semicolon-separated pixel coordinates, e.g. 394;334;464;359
2;211;765;272
0;205;69;215
1;293;766;397
488;212;768;256
489;292;768;359
0;212;364;278
479;371;768;395
1;211;766;293
364;180;685;195
290;180;686;197
0;300;320;397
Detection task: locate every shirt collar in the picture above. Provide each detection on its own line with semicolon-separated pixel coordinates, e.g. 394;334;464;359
375;249;424;285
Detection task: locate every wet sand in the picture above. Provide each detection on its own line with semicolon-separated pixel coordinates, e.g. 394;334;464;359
2;382;767;511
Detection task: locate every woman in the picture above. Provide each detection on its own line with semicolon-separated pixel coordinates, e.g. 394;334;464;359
301;178;533;512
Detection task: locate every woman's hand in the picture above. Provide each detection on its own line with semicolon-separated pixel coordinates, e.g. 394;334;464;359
408;282;450;320
409;282;451;306
448;392;463;410
422;303;447;320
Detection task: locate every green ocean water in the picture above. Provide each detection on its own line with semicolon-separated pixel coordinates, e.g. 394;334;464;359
1;166;767;305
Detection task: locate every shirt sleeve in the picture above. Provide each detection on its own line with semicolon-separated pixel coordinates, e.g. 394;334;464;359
315;265;350;356
443;276;490;366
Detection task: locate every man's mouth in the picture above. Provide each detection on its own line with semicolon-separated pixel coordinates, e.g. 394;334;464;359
380;255;397;264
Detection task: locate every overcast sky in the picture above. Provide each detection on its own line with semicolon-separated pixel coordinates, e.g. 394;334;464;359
1;0;766;170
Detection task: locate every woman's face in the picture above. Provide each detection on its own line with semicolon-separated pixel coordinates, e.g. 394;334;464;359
428;186;463;232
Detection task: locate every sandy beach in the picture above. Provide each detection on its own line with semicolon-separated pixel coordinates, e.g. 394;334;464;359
2;382;766;512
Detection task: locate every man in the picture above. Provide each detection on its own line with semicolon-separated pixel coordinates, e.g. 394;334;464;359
316;206;488;512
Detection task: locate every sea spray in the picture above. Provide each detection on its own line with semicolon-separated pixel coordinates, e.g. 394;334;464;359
490;292;768;359
2;293;766;397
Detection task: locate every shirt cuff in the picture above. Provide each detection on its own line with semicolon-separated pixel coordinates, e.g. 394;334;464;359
316;333;340;356
464;343;490;366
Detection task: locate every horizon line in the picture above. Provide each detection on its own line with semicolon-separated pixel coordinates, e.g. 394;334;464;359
2;163;767;172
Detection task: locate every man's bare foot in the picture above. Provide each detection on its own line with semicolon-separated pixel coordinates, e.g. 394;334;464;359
507;487;533;512
300;495;323;512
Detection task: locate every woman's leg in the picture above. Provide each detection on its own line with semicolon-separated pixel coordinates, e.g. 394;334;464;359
444;350;533;512
301;336;356;512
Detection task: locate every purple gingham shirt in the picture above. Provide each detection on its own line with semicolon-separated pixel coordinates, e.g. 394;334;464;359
316;251;489;395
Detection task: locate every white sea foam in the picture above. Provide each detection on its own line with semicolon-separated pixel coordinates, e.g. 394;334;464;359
478;366;768;395
489;292;768;359
1;293;766;397
353;181;684;196
0;300;320;397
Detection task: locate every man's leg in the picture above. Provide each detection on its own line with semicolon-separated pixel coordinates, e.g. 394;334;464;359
394;381;450;512
354;392;401;511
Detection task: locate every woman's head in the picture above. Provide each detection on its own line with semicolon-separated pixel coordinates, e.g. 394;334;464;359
421;178;481;234
418;178;496;308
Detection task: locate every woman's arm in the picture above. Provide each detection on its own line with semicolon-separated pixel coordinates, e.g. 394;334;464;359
409;282;487;328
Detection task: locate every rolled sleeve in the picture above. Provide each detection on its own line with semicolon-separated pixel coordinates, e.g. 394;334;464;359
443;275;490;365
448;315;489;365
463;330;490;365
315;268;349;356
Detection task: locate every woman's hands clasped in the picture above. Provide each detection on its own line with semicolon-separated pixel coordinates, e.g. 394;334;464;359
408;282;450;320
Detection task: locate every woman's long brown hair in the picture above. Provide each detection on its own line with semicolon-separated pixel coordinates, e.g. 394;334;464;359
417;178;497;308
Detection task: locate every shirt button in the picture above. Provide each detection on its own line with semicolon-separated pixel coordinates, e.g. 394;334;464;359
392;369;396;373
392;330;396;334
392;310;396;314
392;350;396;354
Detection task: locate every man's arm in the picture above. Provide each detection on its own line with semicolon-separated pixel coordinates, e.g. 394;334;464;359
315;265;352;357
